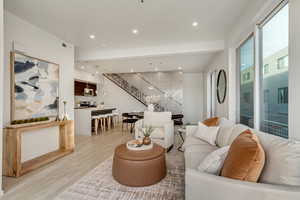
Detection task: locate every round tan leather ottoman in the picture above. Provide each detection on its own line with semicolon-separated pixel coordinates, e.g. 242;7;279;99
112;143;166;187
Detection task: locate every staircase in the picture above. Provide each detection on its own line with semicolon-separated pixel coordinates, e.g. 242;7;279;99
103;73;182;113
135;73;183;107
103;73;165;111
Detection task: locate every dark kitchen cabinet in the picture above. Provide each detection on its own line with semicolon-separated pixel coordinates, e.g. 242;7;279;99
74;80;97;96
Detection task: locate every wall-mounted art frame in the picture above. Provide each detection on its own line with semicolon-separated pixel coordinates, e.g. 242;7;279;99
10;52;60;121
217;69;227;104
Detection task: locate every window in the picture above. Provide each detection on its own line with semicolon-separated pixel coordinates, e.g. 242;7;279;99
278;87;288;104
243;72;250;81
260;3;288;138
264;89;270;103
238;35;254;128
264;64;269;74
277;56;289;69
243;92;251;103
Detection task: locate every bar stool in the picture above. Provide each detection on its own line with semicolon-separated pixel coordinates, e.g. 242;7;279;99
92;115;100;135
105;113;114;130
98;114;108;132
112;110;120;127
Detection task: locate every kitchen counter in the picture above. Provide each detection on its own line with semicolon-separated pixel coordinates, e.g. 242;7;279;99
74;107;97;109
74;106;116;135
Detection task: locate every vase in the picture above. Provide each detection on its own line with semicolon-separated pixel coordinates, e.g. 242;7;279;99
143;136;151;145
62;101;69;121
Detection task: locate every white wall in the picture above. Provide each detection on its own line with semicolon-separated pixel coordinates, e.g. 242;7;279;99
4;11;75;123
203;51;228;119
203;0;282;122
0;0;4;194
3;11;75;164
75;69;99;83
76;71;204;123
74;69;100;105
74;70;146;114
101;74;146;114
289;0;300;140
183;73;204;124
203;0;300;140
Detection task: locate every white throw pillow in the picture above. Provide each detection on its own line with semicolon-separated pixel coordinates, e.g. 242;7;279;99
216;118;235;147
218;118;235;128
198;146;230;175
194;122;219;146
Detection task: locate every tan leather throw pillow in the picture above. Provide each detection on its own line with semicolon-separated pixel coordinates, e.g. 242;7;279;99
221;130;265;182
202;117;219;127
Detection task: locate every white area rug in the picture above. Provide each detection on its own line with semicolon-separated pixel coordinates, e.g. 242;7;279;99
56;149;184;200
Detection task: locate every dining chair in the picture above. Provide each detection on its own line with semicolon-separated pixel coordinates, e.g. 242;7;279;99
122;113;138;133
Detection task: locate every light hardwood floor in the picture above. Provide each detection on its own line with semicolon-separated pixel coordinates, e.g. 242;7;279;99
2;125;133;200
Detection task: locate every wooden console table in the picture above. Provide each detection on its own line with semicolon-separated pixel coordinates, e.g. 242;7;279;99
3;120;75;177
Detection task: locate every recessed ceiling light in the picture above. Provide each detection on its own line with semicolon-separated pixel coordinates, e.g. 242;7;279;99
89;35;95;39
132;29;139;34
178;67;182;70
95;71;99;74
81;66;85;69
192;21;198;27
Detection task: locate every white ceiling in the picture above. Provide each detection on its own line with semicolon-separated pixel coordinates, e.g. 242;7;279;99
77;51;219;73
4;0;254;73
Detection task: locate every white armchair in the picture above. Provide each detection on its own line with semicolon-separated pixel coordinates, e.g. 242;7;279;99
135;111;174;151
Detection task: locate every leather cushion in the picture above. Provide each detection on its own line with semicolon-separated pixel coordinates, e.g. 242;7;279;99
113;144;166;187
202;117;219;127
221;130;265;182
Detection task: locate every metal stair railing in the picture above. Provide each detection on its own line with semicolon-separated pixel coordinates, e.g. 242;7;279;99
135;73;183;107
103;73;165;111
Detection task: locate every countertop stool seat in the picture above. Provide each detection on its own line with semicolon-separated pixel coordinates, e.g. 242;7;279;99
112;143;166;187
99;114;109;132
92;115;100;135
106;113;115;129
112;110;120;125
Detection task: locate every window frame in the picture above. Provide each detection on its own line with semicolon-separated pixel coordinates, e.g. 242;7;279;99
236;0;289;137
236;33;255;126
257;0;289;137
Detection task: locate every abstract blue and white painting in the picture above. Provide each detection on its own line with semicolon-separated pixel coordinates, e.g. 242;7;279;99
12;52;59;120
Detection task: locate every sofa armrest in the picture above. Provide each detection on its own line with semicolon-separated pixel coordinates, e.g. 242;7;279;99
186;126;198;137
163;121;174;148
185;168;300;200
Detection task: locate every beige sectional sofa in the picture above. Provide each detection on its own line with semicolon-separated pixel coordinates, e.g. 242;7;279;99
184;118;300;200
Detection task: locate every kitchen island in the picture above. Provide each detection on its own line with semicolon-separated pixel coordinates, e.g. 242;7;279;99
75;107;116;135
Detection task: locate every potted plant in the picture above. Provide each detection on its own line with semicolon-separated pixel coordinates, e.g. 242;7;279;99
141;126;154;145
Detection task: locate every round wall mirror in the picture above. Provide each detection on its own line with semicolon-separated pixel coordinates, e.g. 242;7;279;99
217;69;227;104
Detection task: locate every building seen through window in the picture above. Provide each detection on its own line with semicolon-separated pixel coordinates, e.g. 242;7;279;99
277;55;288;69
260;4;289;138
